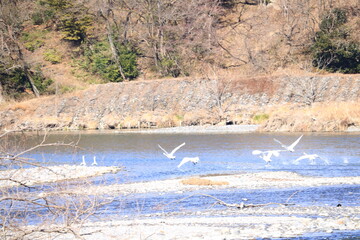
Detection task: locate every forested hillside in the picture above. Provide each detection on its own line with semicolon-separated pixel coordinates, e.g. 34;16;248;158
0;0;359;101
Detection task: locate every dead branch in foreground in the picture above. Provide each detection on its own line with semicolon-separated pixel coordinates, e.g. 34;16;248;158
0;130;115;240
159;193;295;210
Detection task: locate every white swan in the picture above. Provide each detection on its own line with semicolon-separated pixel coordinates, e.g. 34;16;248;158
80;155;86;166
91;156;98;166
294;152;328;165
252;150;283;165
158;142;185;160
273;135;303;152
177;157;199;168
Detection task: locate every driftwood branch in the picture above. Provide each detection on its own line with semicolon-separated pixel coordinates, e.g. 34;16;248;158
159;193;295;210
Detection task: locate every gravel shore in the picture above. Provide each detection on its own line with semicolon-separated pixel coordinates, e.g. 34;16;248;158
0;165;121;188
9;167;360;239
78;171;360;196
115;124;260;134
31;205;360;240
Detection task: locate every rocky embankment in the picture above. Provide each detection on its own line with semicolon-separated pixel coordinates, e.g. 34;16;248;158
0;74;359;132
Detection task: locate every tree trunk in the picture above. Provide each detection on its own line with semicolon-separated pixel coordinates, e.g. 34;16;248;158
23;65;40;97
106;20;127;81
99;8;128;81
0;82;4;103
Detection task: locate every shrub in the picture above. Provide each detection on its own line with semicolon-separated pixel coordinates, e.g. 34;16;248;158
60;85;76;93
319;8;347;33
117;43;140;80
32;67;54;94
0;68;27;99
0;66;53;98
31;9;55;25
83;40;139;82
31;12;44;25
39;0;72;11
159;56;181;77
311;8;360;73
218;0;237;8
21;30;48;52
43;49;62;64
252;113;269;123
38;0;92;43
60;13;93;42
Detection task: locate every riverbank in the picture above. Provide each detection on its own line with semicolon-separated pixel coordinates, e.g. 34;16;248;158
1;75;359;132
115;124;260;134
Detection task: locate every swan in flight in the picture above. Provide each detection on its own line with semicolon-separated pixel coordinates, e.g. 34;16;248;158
252;150;283;165
158;142;185;160
177;157;199;168
294;152;328;165
91;156;98;166
80;155;86;166
273;135;303;152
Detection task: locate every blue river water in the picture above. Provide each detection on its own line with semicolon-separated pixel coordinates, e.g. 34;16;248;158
22;131;360;182
4;131;360;239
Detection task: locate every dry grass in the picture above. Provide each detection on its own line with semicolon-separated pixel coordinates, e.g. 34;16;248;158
180;178;229;186
120;116;140;129
262;101;360;131
311;102;360;129
8;102;33;111
312;102;360;121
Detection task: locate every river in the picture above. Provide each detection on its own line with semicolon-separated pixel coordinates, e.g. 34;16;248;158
4;131;360;239
22;131;360;181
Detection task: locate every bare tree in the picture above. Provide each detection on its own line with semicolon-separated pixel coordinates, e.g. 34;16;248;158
286;75;330;105
216;3;278;73
0;0;40;97
202;68;235;121
0;131;114;239
118;0;220;77
276;0;318;57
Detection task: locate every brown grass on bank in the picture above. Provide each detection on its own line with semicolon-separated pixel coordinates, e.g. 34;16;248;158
262;101;360;131
312;102;360;122
181;177;229;186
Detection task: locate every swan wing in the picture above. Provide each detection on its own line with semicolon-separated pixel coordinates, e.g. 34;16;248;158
158;144;169;155
294;155;308;163
252;150;263;155
289;135;303;149
177;157;189;168
273;138;287;149
170;142;185;155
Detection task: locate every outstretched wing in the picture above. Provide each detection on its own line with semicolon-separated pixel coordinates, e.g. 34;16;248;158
273;138;287;149
158;144;169;155
170;142;186;155
252;150;263;155
177;157;189;168
289;135;303;149
294;154;308;163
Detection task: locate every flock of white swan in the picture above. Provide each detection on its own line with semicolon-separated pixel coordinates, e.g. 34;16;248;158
253;135;329;165
80;135;328;168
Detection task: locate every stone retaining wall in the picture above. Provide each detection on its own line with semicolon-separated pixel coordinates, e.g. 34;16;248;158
0;75;359;131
